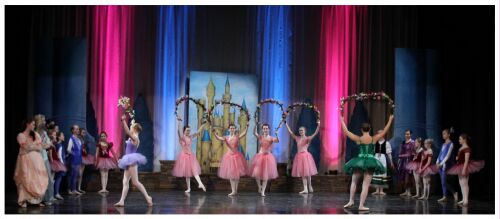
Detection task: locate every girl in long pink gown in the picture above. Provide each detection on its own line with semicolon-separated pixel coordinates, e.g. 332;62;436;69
285;120;320;194
249;124;279;196
14;119;48;207
213;124;248;196
172;121;206;193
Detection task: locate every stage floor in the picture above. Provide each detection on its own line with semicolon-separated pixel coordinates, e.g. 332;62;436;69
5;191;494;214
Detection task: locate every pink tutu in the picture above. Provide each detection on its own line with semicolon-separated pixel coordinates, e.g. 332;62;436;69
447;160;485;175
82;155;95;165
419;165;439;176
405;161;420;171
50;160;67;172
172;152;201;177
96;157;118;170
248;152;278;180
292;151;318;177
218;152;247;179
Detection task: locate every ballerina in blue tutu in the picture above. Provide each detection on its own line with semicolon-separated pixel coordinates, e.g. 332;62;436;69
340;113;394;211
114;114;153;207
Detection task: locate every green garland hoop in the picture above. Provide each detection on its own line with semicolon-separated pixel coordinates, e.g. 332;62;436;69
175;95;207;121
254;98;286;133
339;91;395;114
206;100;251;126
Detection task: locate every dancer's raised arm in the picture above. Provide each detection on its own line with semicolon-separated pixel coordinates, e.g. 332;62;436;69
121;114;135;140
253;124;259;138
339;116;359;142
310;120;321;138
373;115;394;142
212;128;225;141
191;123;206;139
285;122;295;137
177;121;183;141
239;124;249;138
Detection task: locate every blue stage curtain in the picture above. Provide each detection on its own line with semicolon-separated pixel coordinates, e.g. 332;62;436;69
153;6;195;171
255;6;293;162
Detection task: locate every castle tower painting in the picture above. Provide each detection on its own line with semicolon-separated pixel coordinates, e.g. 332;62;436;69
189;71;258;174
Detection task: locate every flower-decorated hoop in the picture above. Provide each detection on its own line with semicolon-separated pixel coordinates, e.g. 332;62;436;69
284;102;321;123
339;91;395;114
254;98;286;133
118;96;135;125
175;95;207;121
206;100;251;127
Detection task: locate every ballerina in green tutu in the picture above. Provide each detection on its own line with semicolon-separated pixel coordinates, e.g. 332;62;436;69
340;113;394;211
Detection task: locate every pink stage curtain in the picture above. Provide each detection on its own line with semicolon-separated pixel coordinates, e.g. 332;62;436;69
88;6;136;157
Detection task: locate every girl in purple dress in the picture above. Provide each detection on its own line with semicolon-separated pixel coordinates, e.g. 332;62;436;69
398;129;414;197
115;114;152;207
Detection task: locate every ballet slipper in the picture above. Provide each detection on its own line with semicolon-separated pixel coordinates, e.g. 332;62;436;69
343;201;354;208
308;187;314;193
199;185;206;192
358;206;370;211
437;197;447;202
146;196;153;206
114;202;125;207
379;191;386;196
299;190;308;194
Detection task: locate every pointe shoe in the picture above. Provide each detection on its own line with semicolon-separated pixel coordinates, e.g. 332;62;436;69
146;196;153;206
399;192;409;196
308;187;314;193
68;191;75;195
228;192;236;196
299;190;308;194
55;194;64;200
358;206;370;211
457;200;464;205
74;191;83;195
343;202;354;208
411;194;420;198
417;196;425;200
77;189;86;194
372;191;379;195
261;192;266;197
114;202;125;207
379;191;386;196
185;189;191;193
98;190;106;194
437;197;447;202
199;185;206;192
257;187;262;194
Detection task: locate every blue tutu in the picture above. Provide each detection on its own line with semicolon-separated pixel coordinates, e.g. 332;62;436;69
118;153;147;169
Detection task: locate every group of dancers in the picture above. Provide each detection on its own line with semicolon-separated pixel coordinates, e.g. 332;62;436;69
14;108;484;210
340;113;484;211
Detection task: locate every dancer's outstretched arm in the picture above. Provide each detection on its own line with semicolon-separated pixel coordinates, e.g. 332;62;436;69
177;121;183;142
310;120;321;138
239;124;249;138
121;114;138;144
212;128;225;141
274;131;280;143
253;124;259;138
339;116;359;142
285;122;295;137
191;123;206;139
373;115;394;142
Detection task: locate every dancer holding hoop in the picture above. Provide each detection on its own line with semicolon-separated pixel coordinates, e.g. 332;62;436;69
340;113;394;211
284;114;320;194
250;123;279;197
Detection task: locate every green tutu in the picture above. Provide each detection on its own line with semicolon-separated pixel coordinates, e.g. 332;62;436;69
344;144;386;175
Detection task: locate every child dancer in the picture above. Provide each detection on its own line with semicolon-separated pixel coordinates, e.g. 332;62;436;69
66;125;83;195
115;114;152;207
398;129;415;197
213;124;248;196
447;134;484;207
173;121;206;193
95;131;118;193
78;128;94;194
406;138;424;198
250;123;279;197
371;130;394;195
436;128;458;202
418;139;437;200
51;132;67;200
284;120;320;194
340;114;394;211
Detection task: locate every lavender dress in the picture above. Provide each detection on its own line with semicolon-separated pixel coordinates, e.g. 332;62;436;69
118;138;147;169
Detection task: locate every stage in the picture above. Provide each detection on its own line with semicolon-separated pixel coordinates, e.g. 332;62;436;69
5;191;494;214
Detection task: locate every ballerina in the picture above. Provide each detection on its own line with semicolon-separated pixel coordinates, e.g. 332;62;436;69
95;131;118;193
249;123;279;197
447;134;484;207
172;120;207;193
418;139;438;200
284;120;320;194
340;114;394;211
212;124;248;196
406;138;424;198
115;114;152;207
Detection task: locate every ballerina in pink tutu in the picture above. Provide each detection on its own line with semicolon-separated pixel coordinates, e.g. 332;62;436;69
95;131;118;193
447;134;484;207
250;123;279;197
417;139;438;200
406;137;424;198
285;120;320;194
173;120;206;193
212;123;249;196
